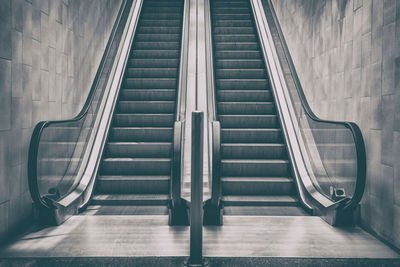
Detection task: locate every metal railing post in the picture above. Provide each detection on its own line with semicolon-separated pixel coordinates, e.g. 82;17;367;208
186;111;207;267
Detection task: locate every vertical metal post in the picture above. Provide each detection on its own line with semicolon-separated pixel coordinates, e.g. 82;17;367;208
186;111;207;266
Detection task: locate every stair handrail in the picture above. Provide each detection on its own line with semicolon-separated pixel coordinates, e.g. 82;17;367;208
170;0;190;225
251;0;366;223
27;0;142;224
203;0;223;225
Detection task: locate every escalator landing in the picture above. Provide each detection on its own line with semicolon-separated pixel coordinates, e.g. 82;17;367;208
1;215;398;265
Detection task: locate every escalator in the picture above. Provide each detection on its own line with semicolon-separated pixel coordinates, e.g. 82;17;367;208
28;0;188;225
209;0;305;216
87;0;184;215
205;0;366;225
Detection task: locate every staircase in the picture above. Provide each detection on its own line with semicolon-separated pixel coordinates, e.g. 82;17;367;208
87;0;184;215
211;0;306;216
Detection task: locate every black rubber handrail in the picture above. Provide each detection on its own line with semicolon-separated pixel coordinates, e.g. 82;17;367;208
263;0;366;212
203;0;223;225
28;0;129;212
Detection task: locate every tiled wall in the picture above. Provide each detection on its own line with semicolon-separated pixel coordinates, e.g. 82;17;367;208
271;0;400;248
0;0;122;241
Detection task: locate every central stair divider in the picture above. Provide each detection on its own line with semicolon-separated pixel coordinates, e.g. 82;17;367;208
186;111;208;267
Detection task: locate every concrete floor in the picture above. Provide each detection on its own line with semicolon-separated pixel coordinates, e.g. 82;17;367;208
0;215;398;259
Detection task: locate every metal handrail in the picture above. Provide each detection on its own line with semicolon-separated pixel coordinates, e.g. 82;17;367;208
260;0;366;215
169;0;190;225
203;0;223;225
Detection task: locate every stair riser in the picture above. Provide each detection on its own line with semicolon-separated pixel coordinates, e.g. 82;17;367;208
140;20;182;27
141;13;183;20
213;8;251;14
215;51;261;59
137;27;182;34
222;129;283;143
219;116;279;128
96;179;169;194
142;7;183;13
105;143;172;158
218;103;275;115
213;27;254;34
215;42;258;50
213;34;257;42
214;2;250;8
124;78;177;89
117;102;175;114
128;59;179;68
109;128;173;142
135;34;181;42
144;1;183;7
215;60;264;69
222;180;295;195
217;91;272;102
221;145;287;159
213;14;252;20
120;90;176;101
131;50;180;59
101;160;171;175
216;79;268;90
133;41;180;50
126;68;178;78
216;69;265;79
221;161;291;177
113;115;174;127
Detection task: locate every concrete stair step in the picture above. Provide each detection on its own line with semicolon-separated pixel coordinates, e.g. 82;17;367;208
96;176;169;194
120;89;176;101
221;159;291;177
91;194;169;206
216;78;269;90
113;114;174;127
117;101;175;114
131;50;180;59
222;176;295;195
221;128;283;143
221;143;287;159
109;127;173;142
218;102;275;115
213;34;257;42
217;90;272;102
105;142;172;158
124;78;176;89
133;41;180;50
101;158;172;175
222;195;299;206
129;58;179;68
215;50;261;59
134;33;181;42
219;115;279;128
